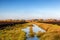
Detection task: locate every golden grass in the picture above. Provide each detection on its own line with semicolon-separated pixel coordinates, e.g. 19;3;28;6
0;23;29;40
40;31;60;40
34;22;60;32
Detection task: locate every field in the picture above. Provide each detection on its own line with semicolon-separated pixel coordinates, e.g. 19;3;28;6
0;20;60;40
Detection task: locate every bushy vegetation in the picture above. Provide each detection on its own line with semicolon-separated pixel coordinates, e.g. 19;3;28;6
29;26;35;37
0;22;60;40
36;31;45;37
0;27;26;40
0;22;34;40
34;22;60;40
0;23;28;40
40;31;60;40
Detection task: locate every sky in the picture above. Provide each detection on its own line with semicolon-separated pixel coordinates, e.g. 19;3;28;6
0;0;60;20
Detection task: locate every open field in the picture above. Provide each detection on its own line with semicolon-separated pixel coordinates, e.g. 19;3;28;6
0;20;60;40
0;23;31;40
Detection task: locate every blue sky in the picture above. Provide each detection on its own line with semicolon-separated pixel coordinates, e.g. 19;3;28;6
0;0;60;20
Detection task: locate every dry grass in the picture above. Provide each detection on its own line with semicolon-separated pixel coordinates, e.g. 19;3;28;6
40;31;60;40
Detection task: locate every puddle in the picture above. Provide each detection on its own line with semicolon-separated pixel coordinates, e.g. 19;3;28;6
22;24;46;40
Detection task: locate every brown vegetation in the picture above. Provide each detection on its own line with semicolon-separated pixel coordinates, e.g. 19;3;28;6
36;31;45;37
29;25;35;37
40;31;60;40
